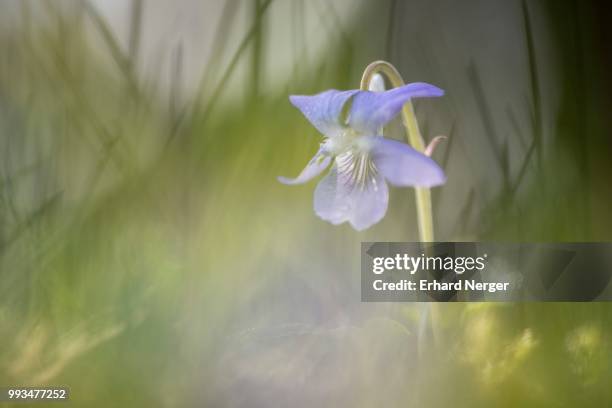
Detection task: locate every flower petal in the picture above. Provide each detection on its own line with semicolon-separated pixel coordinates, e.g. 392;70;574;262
368;73;386;92
278;151;332;185
369;137;446;187
290;90;359;138
348;82;444;134
314;158;389;231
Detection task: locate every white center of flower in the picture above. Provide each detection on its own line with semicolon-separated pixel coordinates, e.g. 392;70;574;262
319;130;380;191
321;129;374;157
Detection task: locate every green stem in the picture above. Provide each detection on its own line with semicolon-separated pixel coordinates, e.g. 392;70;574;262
361;62;441;365
360;61;435;242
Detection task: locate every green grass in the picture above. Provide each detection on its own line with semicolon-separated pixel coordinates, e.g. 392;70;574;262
0;1;611;406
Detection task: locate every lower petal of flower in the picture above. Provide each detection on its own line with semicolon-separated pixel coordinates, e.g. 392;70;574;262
313;154;389;231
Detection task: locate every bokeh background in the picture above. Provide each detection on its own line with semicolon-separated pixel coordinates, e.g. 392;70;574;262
1;0;611;406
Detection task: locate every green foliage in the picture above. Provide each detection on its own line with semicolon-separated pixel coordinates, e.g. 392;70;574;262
0;1;611;406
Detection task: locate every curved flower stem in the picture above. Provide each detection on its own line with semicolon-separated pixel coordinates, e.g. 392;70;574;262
360;61;435;243
361;62;440;367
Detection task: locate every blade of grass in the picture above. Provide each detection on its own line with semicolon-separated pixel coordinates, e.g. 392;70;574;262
509;139;536;198
521;0;542;170
195;0;240;104
467;62;511;193
451;188;476;237
441;120;455;171
128;0;143;66
83;0;144;103
506;106;528;151
385;0;400;61
249;0;265;101
195;0;274;126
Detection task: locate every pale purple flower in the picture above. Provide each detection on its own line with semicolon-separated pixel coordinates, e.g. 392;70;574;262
279;83;446;230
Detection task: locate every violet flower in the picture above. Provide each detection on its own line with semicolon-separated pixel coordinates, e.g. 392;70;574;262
279;83;446;230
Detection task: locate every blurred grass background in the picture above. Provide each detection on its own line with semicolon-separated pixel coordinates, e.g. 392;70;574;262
1;0;612;406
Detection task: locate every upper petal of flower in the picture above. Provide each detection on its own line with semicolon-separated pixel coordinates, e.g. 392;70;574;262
369;137;446;187
289;90;359;138
348;82;444;134
278;150;332;185
314;155;389;231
